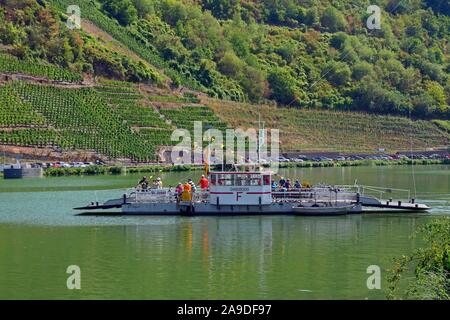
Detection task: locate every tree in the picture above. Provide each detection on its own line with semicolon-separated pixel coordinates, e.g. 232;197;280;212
386;0;423;14
330;32;347;50
352;80;412;115
388;218;450;300
420;61;445;83
202;0;240;20
268;67;298;105
423;0;450;15
320;7;346;32
412;93;437;117
218;51;243;78
425;81;449;114
352;61;373;81
323;61;351;86
132;0;154;18
239;65;265;102
102;0;138;26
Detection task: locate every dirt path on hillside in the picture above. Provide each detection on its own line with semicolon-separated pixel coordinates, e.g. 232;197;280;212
0;145;98;162
0;72;93;88
81;19;145;65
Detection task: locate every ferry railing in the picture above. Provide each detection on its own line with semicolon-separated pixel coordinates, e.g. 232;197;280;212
129;188;210;203
272;188;358;204
132;188;177;203
90;189;130;206
336;184;411;201
191;190;210;202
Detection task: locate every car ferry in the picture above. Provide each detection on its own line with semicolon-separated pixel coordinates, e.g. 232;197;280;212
75;166;430;216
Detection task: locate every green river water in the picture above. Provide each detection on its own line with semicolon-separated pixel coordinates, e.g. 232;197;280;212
0;165;449;299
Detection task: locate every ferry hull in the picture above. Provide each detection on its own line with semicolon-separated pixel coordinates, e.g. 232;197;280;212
121;202;364;215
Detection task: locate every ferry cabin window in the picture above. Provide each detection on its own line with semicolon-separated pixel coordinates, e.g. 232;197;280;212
235;174;262;186
249;174;262;186
218;174;234;186
212;174;264;186
210;174;217;186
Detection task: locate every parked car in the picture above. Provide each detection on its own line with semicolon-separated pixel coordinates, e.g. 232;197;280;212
60;162;71;168
278;156;290;163
296;155;309;161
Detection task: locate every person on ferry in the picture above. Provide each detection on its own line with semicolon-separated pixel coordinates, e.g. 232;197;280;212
199;175;209;190
278;176;286;188
153;177;163;189
294;180;302;189
184;181;192;192
175;182;183;202
188;178;197;192
271;181;278;191
181;181;193;201
137;176;149;190
284;179;292;190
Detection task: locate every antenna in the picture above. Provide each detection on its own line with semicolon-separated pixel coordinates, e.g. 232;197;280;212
409;110;417;201
257;113;265;165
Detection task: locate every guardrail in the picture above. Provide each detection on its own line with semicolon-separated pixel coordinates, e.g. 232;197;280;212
336;184;411;201
130;188;210;203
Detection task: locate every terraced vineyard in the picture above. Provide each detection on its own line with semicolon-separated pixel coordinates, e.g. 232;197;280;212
94;82;175;148
0;77;228;162
0;86;45;127
0;82;164;161
0;84;61;148
0;53;83;83
0;128;61;147
159;106;229;134
207;99;450;153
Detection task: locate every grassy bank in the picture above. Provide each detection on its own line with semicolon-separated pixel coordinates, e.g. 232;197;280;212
274;158;450;168
43;164;201;176
42;159;450;177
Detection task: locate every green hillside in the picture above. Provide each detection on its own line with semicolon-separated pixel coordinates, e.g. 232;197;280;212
41;0;449;118
0;0;449;161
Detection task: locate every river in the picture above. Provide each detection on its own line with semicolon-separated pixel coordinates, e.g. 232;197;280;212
0;165;449;299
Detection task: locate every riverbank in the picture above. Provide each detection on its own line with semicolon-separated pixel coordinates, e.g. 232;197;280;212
36;158;450;177
42;164;200;177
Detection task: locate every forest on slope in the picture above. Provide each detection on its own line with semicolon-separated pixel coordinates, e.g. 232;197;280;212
1;0;448;119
